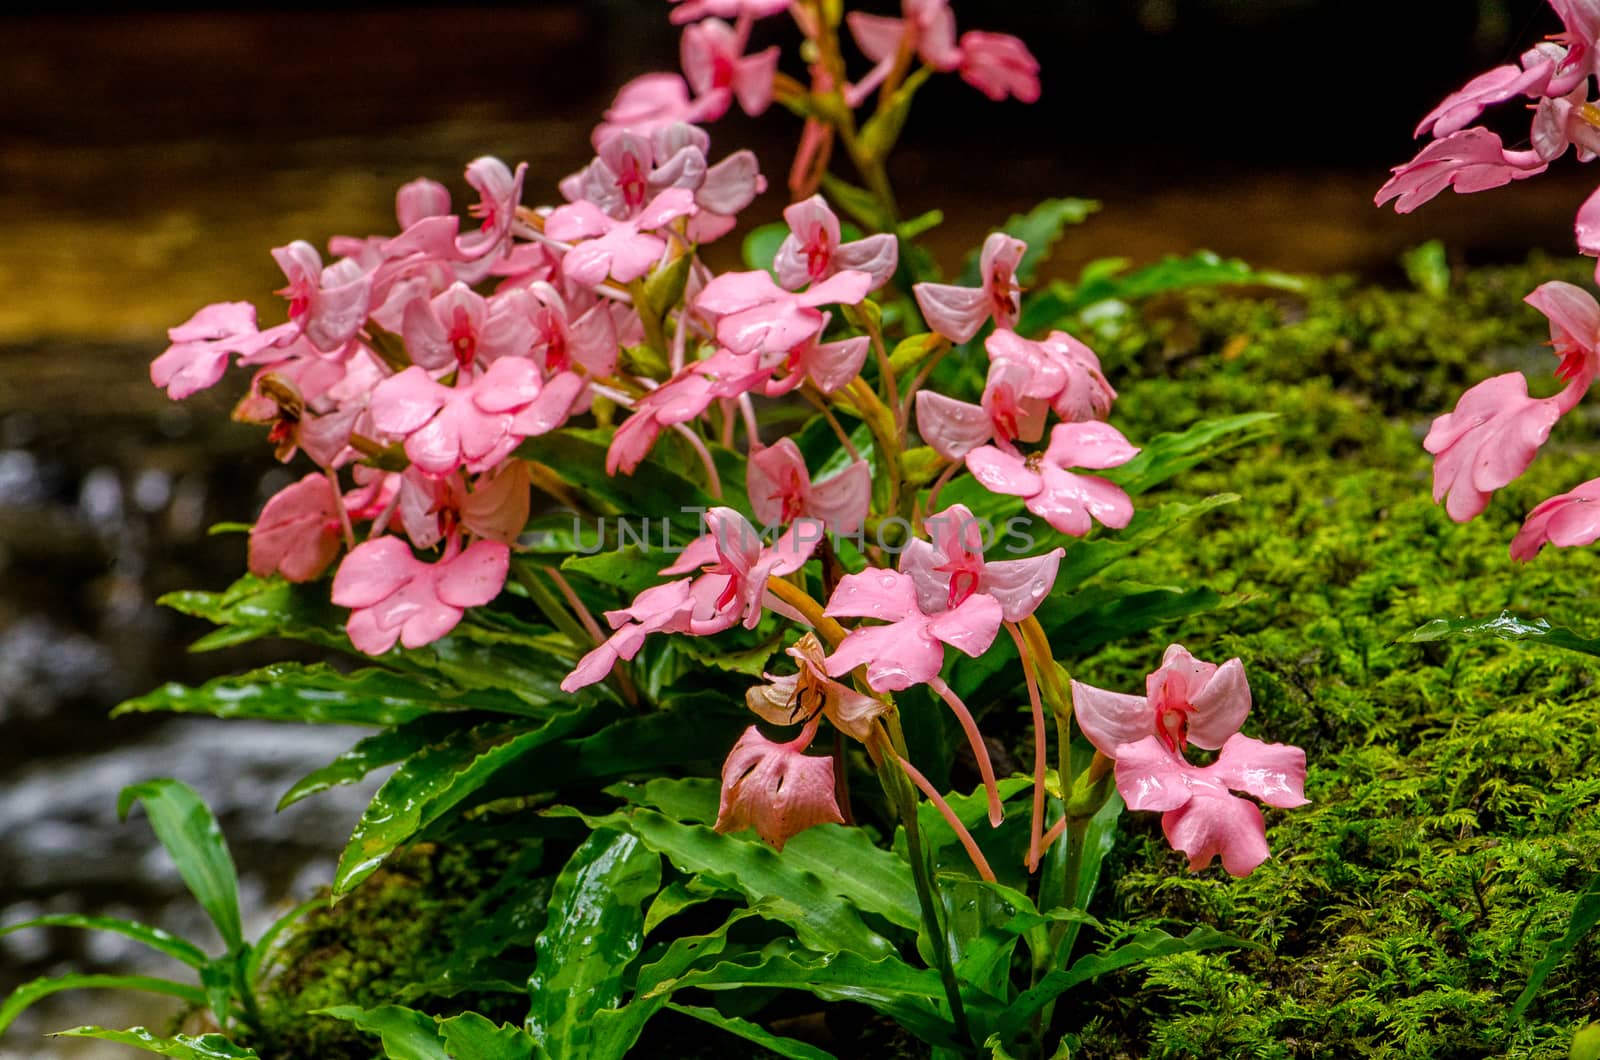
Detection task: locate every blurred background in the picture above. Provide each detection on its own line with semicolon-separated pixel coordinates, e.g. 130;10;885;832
0;0;1591;1053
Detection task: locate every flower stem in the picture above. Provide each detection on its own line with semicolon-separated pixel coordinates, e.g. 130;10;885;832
1006;621;1048;872
927;675;1003;827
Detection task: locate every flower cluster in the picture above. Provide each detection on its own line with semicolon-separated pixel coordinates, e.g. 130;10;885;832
1379;0;1600;557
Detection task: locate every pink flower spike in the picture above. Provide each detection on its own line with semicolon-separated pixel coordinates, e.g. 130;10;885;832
248;473;344;583
1511;477;1600;560
957;31;1041;103
774;195;899;291
1423;372;1567;522
1376;128;1548;214
696;269;873;355
714;724;844;850
331;536;509;655
987;329;1116;423
913;233;1026;342
547;189;696;287
965;422;1139;538
270;241;372;353
748;439;871;535
458;157;528;262
401;283;535;373
369;359;546;476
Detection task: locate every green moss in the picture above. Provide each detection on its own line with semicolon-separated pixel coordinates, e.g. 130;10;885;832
1059;258;1600;1059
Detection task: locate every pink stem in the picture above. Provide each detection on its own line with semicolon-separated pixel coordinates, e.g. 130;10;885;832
325;467;355;549
669;421;723;498
543;567;605;645
738;393;761;450
927;675;1003;827
1007;621;1047;872
926;460;960;513
1039;814;1067;855
897;753;996;883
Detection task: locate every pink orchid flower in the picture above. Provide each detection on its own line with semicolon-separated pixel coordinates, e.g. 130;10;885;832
248;473;345;583
1072;644;1252;758
150;302;295;400
1414;44;1563;140
1531;83;1600;163
369;358;559;476
773;195;899;292
607;371;719;475
913;232;1026;343
593;73;705;147
524;281;619;378
668;0;791;26
400;283;536;372
747;438;871;534
1113;733;1308;877
331;536;510;655
546;188;697;287
1376;128;1548;214
988;328;1117;423
696;269;874;355
745;632;887;744
957;31;1041;103
1424;373;1573;522
916;359;1048;460
714;722;844;850
748;311;870;396
271;241;373;354
457;157;528;262
1576;185;1600;274
846;0;962;104
396;461;531;550
965;421;1139;538
1511;477;1600;559
1527;279;1600;382
822;567;1002;692
900;503;1064;623
681;18;780;121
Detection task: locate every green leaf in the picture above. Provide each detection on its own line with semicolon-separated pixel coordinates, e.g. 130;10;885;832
315;1004;448;1060
278;715;464;810
1512;868;1600;1018
51;1026;258;1059
743;222;790;277
562;546;671;598
959;199;1100;287
0;913;206;969
1402;239;1451;297
819;175;891;233
158;575;347;653
1;975;209;1037
999;926;1254;1039
641;252;693;321
1408;610;1600;659
114;663;486;727
659;944;953;1049
118;779;243;952
334;711;592;895
437;1012;537;1060
1019;251;1304;333
551;805;901;958
1572;1023;1600;1060
527;830;662;1059
888;332;944;374
246;897;322;989
1105;413;1279;497
898;208;943;241
1055;494;1241;593
664;1003;838;1060
610;778;922;933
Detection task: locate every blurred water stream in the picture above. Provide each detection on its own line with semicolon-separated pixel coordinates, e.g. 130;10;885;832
1;3;1593;1055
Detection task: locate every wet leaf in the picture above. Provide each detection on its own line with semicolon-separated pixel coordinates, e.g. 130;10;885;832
1408;610;1600;659
437;1012;537;1060
1512;868;1600;1019
278;715;463;810
1018;251;1303;333
527;830;661;1058
0;913;206;970
51;1026;257;1059
1;975;209;1038
315;1004;449;1060
117;779;243;952
1104;412;1278;496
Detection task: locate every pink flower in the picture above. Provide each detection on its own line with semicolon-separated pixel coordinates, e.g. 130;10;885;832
331;536;510;654
915;359;1047;459
457;157;528;262
759;318;871;396
745;632;887;743
607;371;718;475
822;568;1002;692
369;359;553;476
1531;83;1600;163
1526;279;1600;382
271;241;373;353
1577;184;1600;273
913;233;1026;343
695;269;874;355
899;503;1063;622
1376;128;1548;214
546;188;697;286
747;438;871;534
714;724;844;850
1511;477;1600;559
846;0;961;104
988;328;1116;423
248;473;345;583
1113;734;1308;877
773;195;899;292
1423;373;1572;522
396;462;531;550
668;0;791;26
594;73;702;146
150;302;294;400
1071;644;1252;758
1414;49;1561;140
965;421;1139;538
957;31;1040;103
400;283;535;372
681;18;780;120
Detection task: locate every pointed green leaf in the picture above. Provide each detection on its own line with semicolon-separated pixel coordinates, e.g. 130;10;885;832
1;975;209;1037
1018;251;1304;333
118;779;242;951
1054;494;1242;593
1512;868;1600;1018
527;830;662;1058
278;715;465;810
664;1003;838;1060
1408;610;1600;659
51;1026;257;1059
315;1004;448;1059
437;1012;536;1060
334;711;591;895
1105;413;1278;497
517;428;722;543
0;914;206;970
